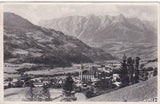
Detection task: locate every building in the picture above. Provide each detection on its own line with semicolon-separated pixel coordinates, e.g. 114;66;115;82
79;69;95;81
33;82;44;87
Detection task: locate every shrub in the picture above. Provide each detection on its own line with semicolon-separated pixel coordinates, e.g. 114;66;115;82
85;87;94;98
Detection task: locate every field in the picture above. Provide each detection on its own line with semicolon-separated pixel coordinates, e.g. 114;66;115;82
4;87;86;101
89;76;157;102
4;76;157;102
4;87;28;101
25;67;80;75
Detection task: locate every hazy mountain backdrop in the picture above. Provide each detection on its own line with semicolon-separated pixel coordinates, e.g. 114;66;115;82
39;14;157;59
4;12;115;67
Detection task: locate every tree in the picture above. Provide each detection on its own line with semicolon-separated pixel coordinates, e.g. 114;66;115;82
119;54;129;87
42;84;51;101
85;87;94;98
135;56;140;83
26;84;52;101
95;78;109;89
63;74;74;93
127;57;134;84
26;83;34;101
135;56;140;69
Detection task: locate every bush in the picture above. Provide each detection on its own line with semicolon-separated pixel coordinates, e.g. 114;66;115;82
26;85;52;101
95;79;110;90
85;87;94;98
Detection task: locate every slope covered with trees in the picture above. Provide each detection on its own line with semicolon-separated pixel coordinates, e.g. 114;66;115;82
4;12;115;67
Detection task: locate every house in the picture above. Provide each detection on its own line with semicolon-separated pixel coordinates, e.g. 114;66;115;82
140;66;156;80
33;82;44;87
112;74;120;81
112;74;121;87
30;77;42;82
147;70;154;78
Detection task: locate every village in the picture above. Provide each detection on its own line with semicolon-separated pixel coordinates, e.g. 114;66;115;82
4;54;157;101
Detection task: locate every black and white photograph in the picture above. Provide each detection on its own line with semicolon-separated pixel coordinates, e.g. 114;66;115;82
3;3;158;102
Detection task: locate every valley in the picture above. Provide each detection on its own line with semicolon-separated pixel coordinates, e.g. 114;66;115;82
3;11;157;102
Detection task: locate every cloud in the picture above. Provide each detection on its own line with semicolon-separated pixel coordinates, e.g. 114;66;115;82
116;5;157;22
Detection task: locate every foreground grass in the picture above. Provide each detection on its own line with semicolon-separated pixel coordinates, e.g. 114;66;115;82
89;76;157;102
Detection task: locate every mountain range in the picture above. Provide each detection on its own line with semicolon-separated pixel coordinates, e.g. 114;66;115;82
4;12;115;67
39;14;157;59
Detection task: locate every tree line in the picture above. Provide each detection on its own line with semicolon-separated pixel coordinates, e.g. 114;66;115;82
120;54;140;87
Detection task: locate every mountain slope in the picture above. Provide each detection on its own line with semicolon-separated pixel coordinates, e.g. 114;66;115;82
89;76;157;102
101;42;157;60
4;12;115;67
39;14;157;46
39;14;157;59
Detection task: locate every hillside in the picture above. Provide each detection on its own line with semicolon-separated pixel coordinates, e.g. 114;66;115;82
4;12;115;67
39;14;157;59
101;42;157;59
89;76;157;102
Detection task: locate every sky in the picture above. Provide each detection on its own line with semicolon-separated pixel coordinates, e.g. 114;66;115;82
4;3;158;25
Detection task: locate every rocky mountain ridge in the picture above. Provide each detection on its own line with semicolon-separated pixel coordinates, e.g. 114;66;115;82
39;14;157;59
39;14;156;47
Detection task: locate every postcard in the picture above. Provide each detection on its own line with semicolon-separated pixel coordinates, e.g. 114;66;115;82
0;2;159;103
